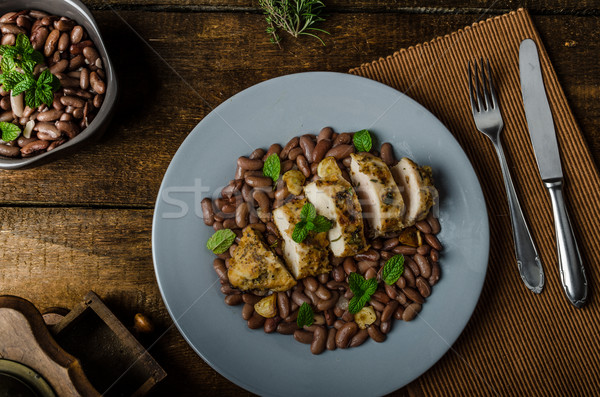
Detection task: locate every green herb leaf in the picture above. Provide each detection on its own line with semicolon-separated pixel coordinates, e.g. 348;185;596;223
0;55;15;74
262;153;280;184
15;34;31;52
206;229;236;254
1;70;25;91
292;220;309;243
11;74;35;96
312;215;332;233
0;122;21;142
382;254;405;285
353;129;372;152
348;272;378;314
297;302;314;327
300;202;316;221
29;50;44;66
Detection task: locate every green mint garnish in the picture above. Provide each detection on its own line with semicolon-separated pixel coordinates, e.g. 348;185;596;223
297;302;314;327
0;34;60;108
0;122;21;142
353;129;372;152
382;254;405;285
292;202;332;243
206;229;236;254
348;272;378;314
262;153;281;184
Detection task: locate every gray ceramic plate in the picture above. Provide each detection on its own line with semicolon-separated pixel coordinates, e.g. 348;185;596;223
152;72;489;396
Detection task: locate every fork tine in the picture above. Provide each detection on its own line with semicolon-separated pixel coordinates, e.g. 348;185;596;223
485;59;498;109
467;61;478;113
480;58;492;111
473;59;485;112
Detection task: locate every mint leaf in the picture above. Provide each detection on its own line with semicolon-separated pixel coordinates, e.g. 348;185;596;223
206;229;236;254
25;89;35;109
348;272;378;314
15;34;31;52
300;202;316;221
37;70;55;86
262;153;280;184
11;74;35;96
1;70;24;91
1;55;15;74
297;302;314;327
21;59;37;74
312;215;332;233
382;254;405;285
292;220;309;243
0;122;21;142
353;129;372;152
29;50;44;66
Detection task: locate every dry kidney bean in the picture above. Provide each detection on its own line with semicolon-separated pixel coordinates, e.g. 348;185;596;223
367;325;386;342
350;329;369;347
324;144;354;160
424;233;443;251
294;330;313;344
311;326;327;354
335;322;358;348
402;303;422;321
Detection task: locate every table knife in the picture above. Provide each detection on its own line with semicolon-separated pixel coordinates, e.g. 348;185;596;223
519;38;588;308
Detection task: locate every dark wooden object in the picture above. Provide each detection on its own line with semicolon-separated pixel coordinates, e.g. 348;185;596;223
0;295;99;397
52;291;167;397
0;1;598;396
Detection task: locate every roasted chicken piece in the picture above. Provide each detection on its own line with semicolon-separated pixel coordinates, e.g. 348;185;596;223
391;157;437;227
349;152;405;237
304;158;368;257
228;227;296;292
272;198;330;279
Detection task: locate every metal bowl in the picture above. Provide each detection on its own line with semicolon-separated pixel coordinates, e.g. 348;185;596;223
0;0;118;169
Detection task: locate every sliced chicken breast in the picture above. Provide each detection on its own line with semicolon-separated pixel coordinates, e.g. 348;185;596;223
273;198;330;279
349;152;405;237
391;157;437;226
228;226;296;292
304;174;368;257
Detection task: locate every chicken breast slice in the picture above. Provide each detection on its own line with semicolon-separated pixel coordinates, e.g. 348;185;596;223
304;175;368;257
391;157;437;227
273;198;330;280
349;152;405;237
228;226;296;292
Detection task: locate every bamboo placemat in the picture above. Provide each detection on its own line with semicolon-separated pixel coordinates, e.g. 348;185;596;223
350;8;599;396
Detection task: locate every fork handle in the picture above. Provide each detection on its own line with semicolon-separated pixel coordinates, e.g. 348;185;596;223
494;142;545;293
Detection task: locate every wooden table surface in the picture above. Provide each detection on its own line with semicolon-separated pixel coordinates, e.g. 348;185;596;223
2;1;599;396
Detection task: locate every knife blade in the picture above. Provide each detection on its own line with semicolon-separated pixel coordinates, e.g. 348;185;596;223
519;38;588;308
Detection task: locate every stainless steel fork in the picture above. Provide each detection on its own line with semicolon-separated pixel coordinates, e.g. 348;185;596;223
467;59;545;293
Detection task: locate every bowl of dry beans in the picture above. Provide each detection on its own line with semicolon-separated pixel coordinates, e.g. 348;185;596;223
0;0;117;169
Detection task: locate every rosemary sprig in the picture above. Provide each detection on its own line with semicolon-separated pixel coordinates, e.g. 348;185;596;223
258;0;329;46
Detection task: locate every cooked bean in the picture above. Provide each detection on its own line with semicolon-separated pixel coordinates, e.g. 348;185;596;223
332;265;345;282
44;28;59;57
57;32;69;51
235;202;249;228
36;109;62;122
403;287;424;304
367;325;386;342
78;67;90;90
237;156;263;170
280;136;299;159
296;155;311;178
350;329;369;347
402;303;422;321
312;138;331;163
83;46;99;64
35;122;61;139
20;139;48;155
416;244;431;256
380;142;396;166
381;300;399;323
277;322;299;334
222;218;237;229
247;148;264;160
427;213;441;234
311;326;327;354
55;18;75;32
324;144;354;160
89;71;105;94
224;294;243;306
355;249;380;262
392;245;417;255
264;317;278;333
335;322;358;348
424;233;443;251
17;136;36;148
248;312;266;329
406;257;421;277
71;25;84;43
413;254;432;278
294;330;313;344
372;291;390;304
316;291;339;311
1;33;15;46
245;175;272;187
49;58;68;74
324;309;335;326
277;292;290;319
222;204;236;214
299;135;314;161
416;277;431;298
0;23;25;35
288;147;303;161
415;220;432;234
69;54;85;70
364;267;377;280
56;121;79;139
343;257;357;275
291;290;310;306
317;126;333;142
326;327;337;350
303;277;318;292
430;249;439;263
357;260;377;274
252;190;270;211
332;132;352;146
274;185;289;202
380;320;392;334
403;264;416;287
0;144;20;157
315;285;331;300
384;283;398;300
428;262;441;286
60;95;85;108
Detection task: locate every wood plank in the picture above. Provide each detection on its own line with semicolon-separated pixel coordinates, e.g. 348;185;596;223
0;11;598;206
0;207;251;396
81;0;600;14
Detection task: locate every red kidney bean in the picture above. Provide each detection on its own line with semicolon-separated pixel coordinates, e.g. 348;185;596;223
332;132;352;146
428;262;441;286
237;156;263;170
424;233;443;251
403;287;424;304
402;303;422;321
413;254;432;278
416;277;431;298
296;155;311;178
332;265;345;282
79;67;90;90
224;294;243;306
222;218;237;229
381;300;399;323
248;312;266;329
55;17;75;32
235;202;249;228
277;292;290;319
70;39;93;55
368;324;387;342
392;245;417;255
49;59;68;74
357;260;377;274
316;291;339;311
287;147;303;161
264;143;282;160
318;126;333;142
350;329;369;347
294;330;313;344
277;322;299;335
355;249;380;262
324;144;354;160
291;290;310;306
380;320;392;334
36;109;62;122
201;198;215;226
372;291;390;304
335;322;358;348
312;139;331;163
280;136;299;159
35;122;61;139
311;326;327;354
403;265;416;287
326;327;337;350
245;175;272;187
248;148;264;160
299;135;314;160
303;277;318;292
69;54;85;70
384;283;398;299
430;249;439;263
427;213;441;234
394;305;405;320
380;142;396;166
405;257;420;277
343;257;357;275
264;317;278;333
315;285;331;300
221;204;236;214
364;267;377;280
60;95;85;108
324;309;335;326
212;222;223;231
57;32;69;51
416;244;431;256
415;220;432;234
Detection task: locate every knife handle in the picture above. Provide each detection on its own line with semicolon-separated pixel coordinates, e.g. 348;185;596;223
495;143;545;292
545;180;588;308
